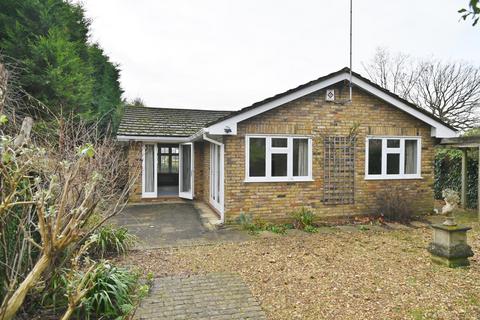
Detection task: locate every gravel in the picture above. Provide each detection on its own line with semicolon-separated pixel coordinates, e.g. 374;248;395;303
119;223;480;320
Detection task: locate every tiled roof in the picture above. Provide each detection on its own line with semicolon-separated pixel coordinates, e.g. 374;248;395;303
117;106;232;137
118;68;457;138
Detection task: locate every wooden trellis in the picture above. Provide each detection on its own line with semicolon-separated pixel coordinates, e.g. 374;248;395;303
323;136;356;204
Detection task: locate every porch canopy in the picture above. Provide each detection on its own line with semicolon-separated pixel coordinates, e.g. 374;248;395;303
440;135;480;219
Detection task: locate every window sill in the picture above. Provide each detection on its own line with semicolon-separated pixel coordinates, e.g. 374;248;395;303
364;175;423;180
244;178;314;183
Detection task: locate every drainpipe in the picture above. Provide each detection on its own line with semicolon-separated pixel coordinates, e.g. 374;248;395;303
202;134;225;224
349;0;353;102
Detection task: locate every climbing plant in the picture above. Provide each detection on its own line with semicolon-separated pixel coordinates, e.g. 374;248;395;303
434;148;478;209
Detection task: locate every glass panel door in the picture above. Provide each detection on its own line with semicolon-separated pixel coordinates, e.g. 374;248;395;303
142;143;157;198
209;143;223;217
179;143;194;199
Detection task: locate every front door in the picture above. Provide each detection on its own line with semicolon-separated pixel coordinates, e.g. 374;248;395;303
179;142;194;199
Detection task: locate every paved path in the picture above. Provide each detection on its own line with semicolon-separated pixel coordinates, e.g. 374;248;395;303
134;273;266;320
113;202;250;249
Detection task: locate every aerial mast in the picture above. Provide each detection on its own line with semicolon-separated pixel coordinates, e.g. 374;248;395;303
349;0;353;102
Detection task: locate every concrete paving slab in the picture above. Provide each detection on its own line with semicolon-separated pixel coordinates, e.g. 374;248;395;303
113;202;251;249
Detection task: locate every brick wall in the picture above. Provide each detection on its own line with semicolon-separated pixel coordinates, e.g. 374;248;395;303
223;84;437;223
128;141;143;202
194;141;205;200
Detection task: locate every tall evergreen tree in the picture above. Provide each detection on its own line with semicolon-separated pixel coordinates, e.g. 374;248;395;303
0;0;123;126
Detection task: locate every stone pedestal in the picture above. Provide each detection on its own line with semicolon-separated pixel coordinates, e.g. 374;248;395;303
428;224;474;268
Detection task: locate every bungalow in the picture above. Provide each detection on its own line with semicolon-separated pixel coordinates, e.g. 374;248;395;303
117;68;458;223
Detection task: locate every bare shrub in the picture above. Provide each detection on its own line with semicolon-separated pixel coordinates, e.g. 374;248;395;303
375;188;414;223
0;115;138;320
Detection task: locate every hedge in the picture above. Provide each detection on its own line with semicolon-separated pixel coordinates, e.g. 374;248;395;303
434;148;478;209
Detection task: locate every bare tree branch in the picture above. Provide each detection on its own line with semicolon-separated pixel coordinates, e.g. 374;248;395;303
362;47;480;131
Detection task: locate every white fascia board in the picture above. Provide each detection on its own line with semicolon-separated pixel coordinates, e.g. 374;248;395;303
204;71;458;138
351;75;458;138
206;73;348;135
189;129;205;142
116;135;190;143
202;133;224;146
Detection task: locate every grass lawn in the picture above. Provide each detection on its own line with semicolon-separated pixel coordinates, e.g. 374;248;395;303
120;210;480;320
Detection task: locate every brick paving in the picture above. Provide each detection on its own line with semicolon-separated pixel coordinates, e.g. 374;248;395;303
134;273;266;320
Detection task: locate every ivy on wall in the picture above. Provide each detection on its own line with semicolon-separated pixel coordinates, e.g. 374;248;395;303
434;148;478;209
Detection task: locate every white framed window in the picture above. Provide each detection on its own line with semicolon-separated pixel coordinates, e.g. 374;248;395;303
365;136;421;180
142;143;158;198
245;135;313;182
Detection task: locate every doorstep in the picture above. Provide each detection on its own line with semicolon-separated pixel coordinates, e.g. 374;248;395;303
194;201;223;231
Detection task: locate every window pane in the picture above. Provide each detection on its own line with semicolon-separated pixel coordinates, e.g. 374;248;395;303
368;139;382;175
144;145;155;192
272;138;287;148
387;153;400;174
161;147;169;154
404;140;418;174
160;155;170;173
293;139;309;176
171;155;179;173
387;139;400;148
271;154;288;176
249;138;266;177
181;145;191;192
171;147;179;154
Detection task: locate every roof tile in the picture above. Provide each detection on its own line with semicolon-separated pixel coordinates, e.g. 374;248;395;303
117;107;232;137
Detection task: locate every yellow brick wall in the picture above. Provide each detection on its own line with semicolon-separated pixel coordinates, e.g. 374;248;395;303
223;84;437;223
127;141;143;202
194;141;205;200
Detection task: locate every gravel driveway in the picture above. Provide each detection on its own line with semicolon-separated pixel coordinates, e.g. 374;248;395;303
121;216;480;319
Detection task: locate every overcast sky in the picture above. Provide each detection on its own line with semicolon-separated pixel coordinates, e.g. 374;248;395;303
79;0;479;111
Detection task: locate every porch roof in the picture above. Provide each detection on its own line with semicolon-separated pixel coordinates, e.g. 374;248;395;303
117;106;232;137
440;135;480;148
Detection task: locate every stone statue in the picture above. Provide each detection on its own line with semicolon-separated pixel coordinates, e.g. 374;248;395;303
441;188;460;226
428;188;473;268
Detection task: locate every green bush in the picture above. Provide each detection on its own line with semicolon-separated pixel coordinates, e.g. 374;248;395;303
291;207;316;229
304;225;319;233
41;262;147;319
40;270;69;312
264;224;287;234
0;209;39;302
89;225;137;258
236;214;290;235
81;263;139;320
435;149;478;209
236;213;261;234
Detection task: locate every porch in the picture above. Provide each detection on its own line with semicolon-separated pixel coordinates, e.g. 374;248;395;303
136;137;225;223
